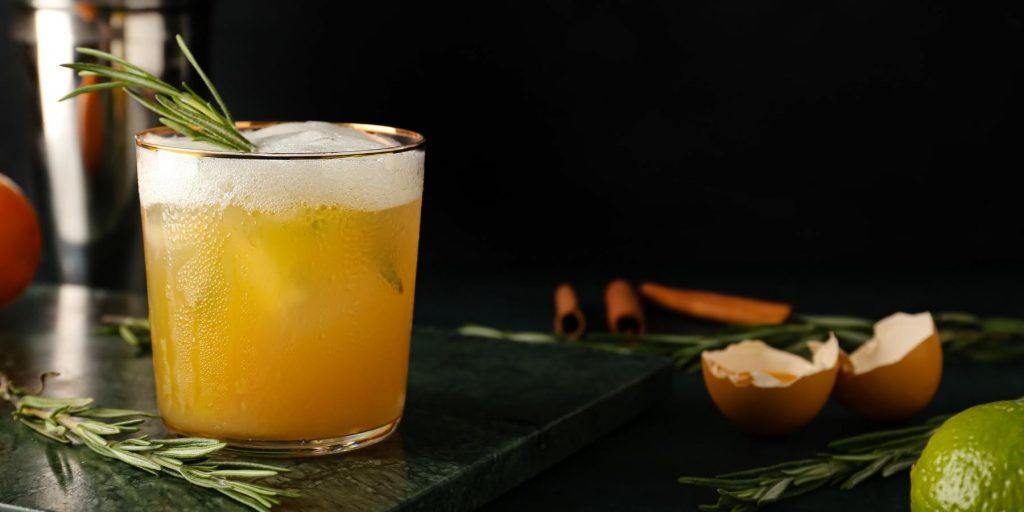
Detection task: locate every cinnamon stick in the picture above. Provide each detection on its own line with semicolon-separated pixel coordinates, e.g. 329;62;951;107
639;282;792;325
605;279;646;334
554;284;586;339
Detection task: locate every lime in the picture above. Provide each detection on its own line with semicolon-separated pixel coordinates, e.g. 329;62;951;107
911;399;1024;511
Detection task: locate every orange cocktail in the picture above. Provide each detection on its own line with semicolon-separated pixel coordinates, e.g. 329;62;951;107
136;122;425;455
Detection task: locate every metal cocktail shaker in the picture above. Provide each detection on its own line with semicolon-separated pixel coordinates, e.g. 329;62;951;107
8;0;203;290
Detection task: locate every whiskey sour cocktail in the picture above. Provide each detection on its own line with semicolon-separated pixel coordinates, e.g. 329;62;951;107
136;121;425;455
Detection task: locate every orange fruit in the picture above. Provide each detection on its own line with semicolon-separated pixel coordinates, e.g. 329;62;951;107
0;173;42;307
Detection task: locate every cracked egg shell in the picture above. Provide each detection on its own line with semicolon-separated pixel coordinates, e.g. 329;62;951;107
831;312;942;422
701;335;839;436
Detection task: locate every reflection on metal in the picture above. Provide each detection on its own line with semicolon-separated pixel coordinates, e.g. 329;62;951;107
52;285;89;384
33;10;89;276
9;0;200;290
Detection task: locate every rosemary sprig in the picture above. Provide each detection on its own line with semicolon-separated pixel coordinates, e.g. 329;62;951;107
455;311;1024;371
99;312;1024;370
60;35;254;152
678;413;954;511
801;312;1024;363
455;324;823;370
0;372;298;511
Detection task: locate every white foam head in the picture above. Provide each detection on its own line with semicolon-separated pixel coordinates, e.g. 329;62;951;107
137;122;424;212
248;121;392;153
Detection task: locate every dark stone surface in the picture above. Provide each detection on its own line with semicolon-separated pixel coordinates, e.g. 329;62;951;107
456;267;1024;512
0;285;671;511
4;269;1024;511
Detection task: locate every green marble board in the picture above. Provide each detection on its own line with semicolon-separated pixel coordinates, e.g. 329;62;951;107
0;285;671;511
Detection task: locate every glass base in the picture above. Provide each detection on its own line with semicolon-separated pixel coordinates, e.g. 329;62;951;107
166;416;401;458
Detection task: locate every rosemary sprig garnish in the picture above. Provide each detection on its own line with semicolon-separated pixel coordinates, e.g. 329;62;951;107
0;372;298;511
679;413;951;511
60;35;254;152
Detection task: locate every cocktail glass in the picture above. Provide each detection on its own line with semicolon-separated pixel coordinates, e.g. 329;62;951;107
135;122;425;456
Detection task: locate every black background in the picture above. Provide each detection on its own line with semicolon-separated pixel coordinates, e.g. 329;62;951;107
2;0;1024;274
3;4;1024;511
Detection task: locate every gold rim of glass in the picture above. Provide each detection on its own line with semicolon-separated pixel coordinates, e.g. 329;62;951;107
135;121;426;160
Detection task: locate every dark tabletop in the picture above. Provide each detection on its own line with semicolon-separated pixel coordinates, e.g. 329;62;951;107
0;285;670;512
7;264;1024;512
410;265;1024;512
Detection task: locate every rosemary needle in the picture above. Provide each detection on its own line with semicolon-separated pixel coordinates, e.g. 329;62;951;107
0;372;299;512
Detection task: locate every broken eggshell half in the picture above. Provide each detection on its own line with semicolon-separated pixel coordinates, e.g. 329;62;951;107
701;335;840;436
824;311;943;422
